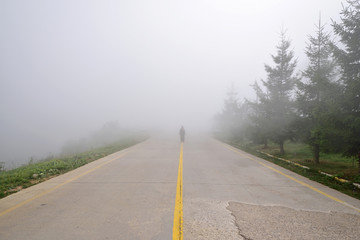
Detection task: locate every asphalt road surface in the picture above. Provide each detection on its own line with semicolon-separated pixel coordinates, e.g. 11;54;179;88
1;134;360;240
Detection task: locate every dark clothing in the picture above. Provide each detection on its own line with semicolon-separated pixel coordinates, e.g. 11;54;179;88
179;126;185;142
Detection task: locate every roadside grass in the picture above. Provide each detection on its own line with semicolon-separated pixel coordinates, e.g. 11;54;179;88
220;138;360;200
254;141;359;181
0;137;146;199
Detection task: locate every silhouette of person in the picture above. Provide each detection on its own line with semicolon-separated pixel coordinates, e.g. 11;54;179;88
179;126;185;142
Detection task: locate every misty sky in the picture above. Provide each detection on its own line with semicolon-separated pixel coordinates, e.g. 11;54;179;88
0;0;343;166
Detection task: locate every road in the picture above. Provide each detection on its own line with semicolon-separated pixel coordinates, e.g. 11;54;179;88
1;135;360;239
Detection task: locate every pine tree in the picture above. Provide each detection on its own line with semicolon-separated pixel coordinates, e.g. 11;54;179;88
261;30;298;154
215;84;248;142
247;81;271;148
332;0;360;170
296;16;340;164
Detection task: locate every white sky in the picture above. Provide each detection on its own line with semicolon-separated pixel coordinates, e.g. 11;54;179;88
0;0;344;165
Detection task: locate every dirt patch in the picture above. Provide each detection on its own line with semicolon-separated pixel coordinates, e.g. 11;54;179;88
5;175;58;195
5;186;23;193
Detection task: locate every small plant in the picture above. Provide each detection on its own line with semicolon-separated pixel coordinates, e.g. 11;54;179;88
354;175;360;184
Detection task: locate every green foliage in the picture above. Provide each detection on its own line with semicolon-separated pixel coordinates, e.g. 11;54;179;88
248;30;298;154
332;0;360;164
246;81;271;146
215;1;360;171
246;140;358;181
296;16;341;163
215;84;250;142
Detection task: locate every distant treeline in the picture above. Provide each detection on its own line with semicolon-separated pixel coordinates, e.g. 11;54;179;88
215;1;360;167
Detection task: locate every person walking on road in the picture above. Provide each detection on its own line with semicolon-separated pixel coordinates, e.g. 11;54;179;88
179;126;185;142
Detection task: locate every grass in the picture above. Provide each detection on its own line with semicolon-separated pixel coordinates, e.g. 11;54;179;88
253;141;359;182
0;136;146;199
220;138;360;200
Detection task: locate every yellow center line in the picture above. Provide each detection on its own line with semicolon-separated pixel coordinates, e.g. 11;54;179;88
222;143;360;213
0;150;131;217
173;143;183;240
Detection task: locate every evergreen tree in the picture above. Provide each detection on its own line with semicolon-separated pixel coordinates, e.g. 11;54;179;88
215;84;248;142
332;0;360;170
247;81;271;148
296;16;340;164
261;30;298;154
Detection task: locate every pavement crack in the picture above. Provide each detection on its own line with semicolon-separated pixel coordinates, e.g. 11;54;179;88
228;204;253;240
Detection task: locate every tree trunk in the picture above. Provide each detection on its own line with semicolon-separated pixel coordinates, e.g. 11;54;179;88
264;138;268;149
314;144;320;164
279;141;285;155
358;152;360;174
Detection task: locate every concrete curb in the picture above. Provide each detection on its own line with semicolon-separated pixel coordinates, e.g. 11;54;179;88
256;150;360;189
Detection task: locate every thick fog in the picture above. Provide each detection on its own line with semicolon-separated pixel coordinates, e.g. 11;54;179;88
0;0;342;168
